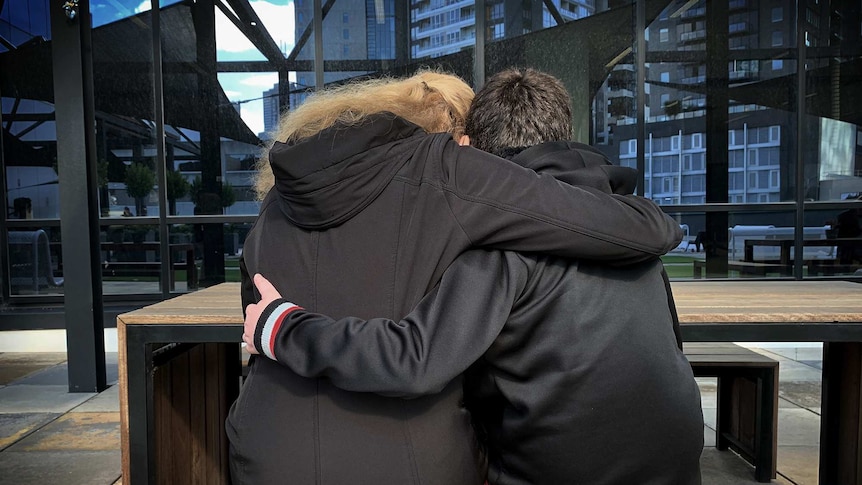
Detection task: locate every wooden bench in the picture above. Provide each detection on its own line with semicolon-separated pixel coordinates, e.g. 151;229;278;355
684;343;778;482
693;259;789;278
103;261;198;290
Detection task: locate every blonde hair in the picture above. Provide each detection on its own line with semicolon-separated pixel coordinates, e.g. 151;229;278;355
254;69;474;199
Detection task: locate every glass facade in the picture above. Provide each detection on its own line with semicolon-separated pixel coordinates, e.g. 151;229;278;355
2;0;862;320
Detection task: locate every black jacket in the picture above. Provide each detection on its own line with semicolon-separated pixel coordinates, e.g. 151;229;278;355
227;116;683;485
250;141;702;484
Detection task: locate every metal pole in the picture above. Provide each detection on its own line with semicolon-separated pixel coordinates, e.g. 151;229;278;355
51;0;107;392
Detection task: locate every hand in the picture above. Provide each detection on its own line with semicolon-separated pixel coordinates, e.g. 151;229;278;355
243;273;283;355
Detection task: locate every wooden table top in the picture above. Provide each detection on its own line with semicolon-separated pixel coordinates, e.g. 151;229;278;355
116;280;862;326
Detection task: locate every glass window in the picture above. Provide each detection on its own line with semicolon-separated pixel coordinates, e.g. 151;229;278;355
772;31;783;47
772;7;783;22
660;28;669;42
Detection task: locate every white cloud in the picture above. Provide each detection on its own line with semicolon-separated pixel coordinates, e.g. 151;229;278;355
216;0;295;55
222;90;244;99
134;1;150;14
239;73;279;88
239;100;265;136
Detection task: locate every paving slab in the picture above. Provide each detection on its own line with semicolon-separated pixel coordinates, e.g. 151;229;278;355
777;409;821;446
778;380;822;411
14;364;69;386
7;412;120;452
699;447;768;484
0;413;59;450
0;353;67;366
73;385;119;413
0;450;120;485
0;385;94;413
776;446;820;485
0;365;54;386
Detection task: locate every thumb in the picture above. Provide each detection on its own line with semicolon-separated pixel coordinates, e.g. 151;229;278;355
254;273;282;300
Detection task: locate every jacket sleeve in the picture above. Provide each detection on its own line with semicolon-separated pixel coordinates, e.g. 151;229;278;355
440;141;682;265
251;250;526;397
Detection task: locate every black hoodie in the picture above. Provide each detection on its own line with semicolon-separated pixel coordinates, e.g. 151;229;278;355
227;115;683;485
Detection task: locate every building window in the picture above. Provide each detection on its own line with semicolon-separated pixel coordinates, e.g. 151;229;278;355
660;71;670;83
772;31;783;47
671;135;680;151
729;150;745;168
772;7;782;22
342;29;350;40
748;148;759;166
772;59;783;70
770;126;780;142
692;133;702;149
660;28;669;42
343;13;349;23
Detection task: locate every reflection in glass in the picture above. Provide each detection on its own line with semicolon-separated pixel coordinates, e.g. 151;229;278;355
101;224;162;295
6;227;64;296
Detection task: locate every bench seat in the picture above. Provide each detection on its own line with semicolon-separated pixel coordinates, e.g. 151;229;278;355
684;342;778;482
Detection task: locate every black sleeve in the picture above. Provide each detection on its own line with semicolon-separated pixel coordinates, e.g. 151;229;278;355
254;250;529;397
440;141;681;265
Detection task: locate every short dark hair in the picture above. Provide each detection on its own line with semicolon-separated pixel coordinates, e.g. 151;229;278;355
465;68;572;157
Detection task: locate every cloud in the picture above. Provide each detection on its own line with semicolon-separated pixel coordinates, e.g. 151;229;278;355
216;0;295;55
239;100;265;136
239;73;279;88
222;90;244;98
135;1;150;14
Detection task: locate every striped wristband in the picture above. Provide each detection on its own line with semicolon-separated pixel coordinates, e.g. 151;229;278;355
253;298;303;360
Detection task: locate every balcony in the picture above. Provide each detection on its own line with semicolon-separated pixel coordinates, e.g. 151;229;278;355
680;30;706;43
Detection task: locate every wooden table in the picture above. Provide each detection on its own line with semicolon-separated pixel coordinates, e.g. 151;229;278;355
118;283;242;485
119;281;862;485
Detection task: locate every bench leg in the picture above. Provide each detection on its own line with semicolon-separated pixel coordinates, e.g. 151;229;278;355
754;368;778;482
715;370;777;482
715;375;732;451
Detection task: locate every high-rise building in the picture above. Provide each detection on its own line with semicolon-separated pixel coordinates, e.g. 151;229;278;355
291;0;395;106
410;0;591;60
262;84;280;135
602;0;862;205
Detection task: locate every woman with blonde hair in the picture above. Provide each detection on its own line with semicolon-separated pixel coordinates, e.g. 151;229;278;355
227;69;681;484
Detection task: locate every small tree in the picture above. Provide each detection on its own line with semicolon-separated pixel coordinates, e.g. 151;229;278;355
190;176;235;214
663;99;682;119
166;170;190;215
221;181;236;211
124;163;155;216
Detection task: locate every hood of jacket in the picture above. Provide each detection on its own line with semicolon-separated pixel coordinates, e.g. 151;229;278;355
267;113;425;230
508;141;638;195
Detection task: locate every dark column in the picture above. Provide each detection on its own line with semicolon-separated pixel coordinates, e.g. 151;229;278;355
474;0;485;89
50;0;107;392
0;80;9;303
394;0;409;66
704;0;729;277
192;0;225;285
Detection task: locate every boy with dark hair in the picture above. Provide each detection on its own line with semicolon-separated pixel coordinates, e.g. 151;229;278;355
243;68;703;484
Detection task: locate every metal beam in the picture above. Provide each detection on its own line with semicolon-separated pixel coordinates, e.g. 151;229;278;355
287;0;336;62
542;0;566;25
50;0;107;392
220;0;286;64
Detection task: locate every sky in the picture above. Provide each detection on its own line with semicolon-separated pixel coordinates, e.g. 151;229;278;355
91;0;296;137
215;0;296;136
